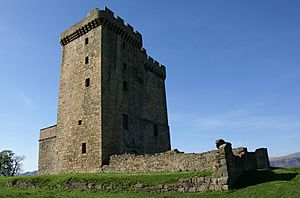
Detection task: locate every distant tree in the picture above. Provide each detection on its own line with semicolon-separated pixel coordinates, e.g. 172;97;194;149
0;150;25;176
0;150;13;176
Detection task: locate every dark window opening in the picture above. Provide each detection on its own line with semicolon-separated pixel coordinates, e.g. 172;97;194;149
82;143;86;154
123;114;128;130
122;42;126;49
123;63;127;70
85;56;89;64
123;81;128;91
78;120;82;125
154;124;158;137
85;37;89;45
85;78;90;87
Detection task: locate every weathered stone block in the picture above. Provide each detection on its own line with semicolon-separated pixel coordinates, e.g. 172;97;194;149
197;184;209;192
188;187;196;192
204;177;211;183
222;185;229;190
217;177;228;185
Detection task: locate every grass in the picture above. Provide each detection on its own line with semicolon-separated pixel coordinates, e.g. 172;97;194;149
0;171;212;191
0;168;299;197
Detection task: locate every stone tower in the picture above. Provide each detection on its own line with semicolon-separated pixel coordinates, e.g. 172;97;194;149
38;7;171;174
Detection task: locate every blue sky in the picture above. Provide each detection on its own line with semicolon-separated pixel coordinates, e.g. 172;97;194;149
0;0;300;172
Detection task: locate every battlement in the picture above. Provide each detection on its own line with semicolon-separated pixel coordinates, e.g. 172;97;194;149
60;7;142;48
140;48;166;80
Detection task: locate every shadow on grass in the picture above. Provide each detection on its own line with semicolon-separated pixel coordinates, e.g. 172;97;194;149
235;168;298;188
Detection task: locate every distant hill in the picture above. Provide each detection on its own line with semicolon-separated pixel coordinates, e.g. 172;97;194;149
270;152;300;168
19;170;38;176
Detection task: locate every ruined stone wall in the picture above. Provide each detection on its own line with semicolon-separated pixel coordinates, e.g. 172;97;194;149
101;149;230;190
221;144;270;187
38;125;57;175
102;150;219;173
102;143;270;189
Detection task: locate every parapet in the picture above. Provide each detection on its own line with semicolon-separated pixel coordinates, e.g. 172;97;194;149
39;124;57;141
140;48;166;80
60;7;142;48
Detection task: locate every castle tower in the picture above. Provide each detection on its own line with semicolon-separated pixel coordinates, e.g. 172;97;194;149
38;7;171;174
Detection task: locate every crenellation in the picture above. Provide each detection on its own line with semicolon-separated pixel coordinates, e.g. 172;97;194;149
116;16;124;24
141;48;147;54
141;55;166;79
126;23;134;32
60;7;143;48
104;6;114;17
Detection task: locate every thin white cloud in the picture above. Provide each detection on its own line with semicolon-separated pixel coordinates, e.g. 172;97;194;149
171;108;300;130
16;90;33;107
196;116;300;129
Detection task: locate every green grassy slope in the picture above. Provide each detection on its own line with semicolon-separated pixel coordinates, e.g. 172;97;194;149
0;171;211;191
0;168;299;198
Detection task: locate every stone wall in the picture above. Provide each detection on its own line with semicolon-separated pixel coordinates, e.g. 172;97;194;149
102;143;270;190
102;150;219;173
38;125;57;175
221;143;270;187
101;148;231;191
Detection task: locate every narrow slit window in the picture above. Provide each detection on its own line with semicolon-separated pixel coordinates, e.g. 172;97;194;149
85;78;90;87
82;143;86;154
85;37;89;45
123;63;127;70
123;114;128;130
85;56;89;64
122;42;126;49
154;124;158;137
78;120;82;125
123;81;128;91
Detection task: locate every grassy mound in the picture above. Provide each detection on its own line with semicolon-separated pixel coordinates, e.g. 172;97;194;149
0;168;299;197
0;171;212;191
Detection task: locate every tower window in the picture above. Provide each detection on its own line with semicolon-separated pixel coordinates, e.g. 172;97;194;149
85;37;89;45
122;42;126;49
123;81;128;91
123;114;128;130
85;56;89;64
85;78;90;87
123;63;127;70
154;124;158;137
82;143;86;154
78;120;82;125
